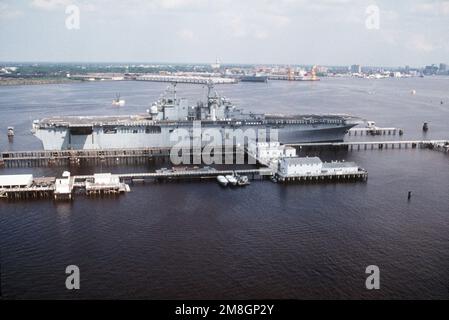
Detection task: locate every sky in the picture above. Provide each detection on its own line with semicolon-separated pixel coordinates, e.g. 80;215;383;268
0;0;448;67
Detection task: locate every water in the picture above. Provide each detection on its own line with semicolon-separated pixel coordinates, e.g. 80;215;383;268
1;78;449;299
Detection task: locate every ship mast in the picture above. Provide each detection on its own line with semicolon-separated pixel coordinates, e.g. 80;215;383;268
172;82;177;102
206;79;214;101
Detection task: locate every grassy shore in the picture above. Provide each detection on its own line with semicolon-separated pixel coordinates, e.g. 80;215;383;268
0;77;81;86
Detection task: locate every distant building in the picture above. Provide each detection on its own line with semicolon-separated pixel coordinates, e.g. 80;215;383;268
438;63;447;75
315;65;328;74
404;65;410;74
423;64;438;75
210;58;221;70
350;64;362;74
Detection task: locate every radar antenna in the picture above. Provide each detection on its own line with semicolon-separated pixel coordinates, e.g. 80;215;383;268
172;82;177;101
206;79;214;99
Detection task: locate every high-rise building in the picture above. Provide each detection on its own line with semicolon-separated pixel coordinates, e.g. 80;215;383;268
404;65;410;74
350;64;362;74
439;63;447;74
423;64;438;75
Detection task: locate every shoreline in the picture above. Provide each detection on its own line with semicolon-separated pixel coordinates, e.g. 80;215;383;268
0;78;82;86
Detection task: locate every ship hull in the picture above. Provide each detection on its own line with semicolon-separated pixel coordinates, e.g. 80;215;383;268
33;123;354;150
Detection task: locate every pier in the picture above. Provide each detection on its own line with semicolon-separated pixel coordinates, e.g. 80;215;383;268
1;139;447;201
287;139;449;151
0;148;242;168
0;140;447;169
136;74;237;84
0;164;370;201
276;170;368;183
348;127;403;136
1;147;177;167
0;167;272;201
268;75;319;81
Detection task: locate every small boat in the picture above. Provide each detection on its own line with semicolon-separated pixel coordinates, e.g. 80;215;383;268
237;175;250;186
7;127;14;137
225;175;238;186
216;175;228;187
112;93;125;107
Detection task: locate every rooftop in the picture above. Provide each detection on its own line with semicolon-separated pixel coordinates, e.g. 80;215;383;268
0;174;33;187
282;157;322;166
323;161;358;168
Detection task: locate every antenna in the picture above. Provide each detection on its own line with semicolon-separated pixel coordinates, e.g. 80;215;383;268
206;79;214;99
171;82;177;101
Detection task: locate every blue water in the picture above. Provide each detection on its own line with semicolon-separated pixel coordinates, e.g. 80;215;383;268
1;77;449;299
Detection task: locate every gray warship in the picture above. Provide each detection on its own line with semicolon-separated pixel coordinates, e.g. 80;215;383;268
32;83;361;150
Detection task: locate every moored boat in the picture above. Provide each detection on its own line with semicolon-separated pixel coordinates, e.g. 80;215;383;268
217;175;228;187
225;175;238;186
7;127;14;137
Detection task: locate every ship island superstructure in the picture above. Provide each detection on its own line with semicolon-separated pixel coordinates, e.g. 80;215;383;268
32;83;361;150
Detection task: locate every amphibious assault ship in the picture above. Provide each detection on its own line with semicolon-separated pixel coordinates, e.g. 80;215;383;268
32;83;361;150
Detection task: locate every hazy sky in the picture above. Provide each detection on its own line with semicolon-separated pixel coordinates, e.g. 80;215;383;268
0;0;448;66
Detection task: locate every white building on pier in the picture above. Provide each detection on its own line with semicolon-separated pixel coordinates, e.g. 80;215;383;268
278;157;360;177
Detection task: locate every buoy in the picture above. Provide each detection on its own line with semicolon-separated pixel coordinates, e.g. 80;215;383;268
411;89;416;95
408;191;412;200
422;122;429;132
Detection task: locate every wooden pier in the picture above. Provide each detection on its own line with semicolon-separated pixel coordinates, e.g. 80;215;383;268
0;148;243;168
276;170;368;183
136;75;237;84
287;139;449;151
0;147;172;168
348;127;403;136
75;168;272;184
0;140;447;169
0;167;273;200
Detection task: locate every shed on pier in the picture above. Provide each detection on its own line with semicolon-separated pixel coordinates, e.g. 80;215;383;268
279;157;322;176
322;161;359;174
0;174;33;188
93;173;120;185
54;171;72;200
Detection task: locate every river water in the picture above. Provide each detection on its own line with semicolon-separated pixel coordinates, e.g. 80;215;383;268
1;77;448;299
